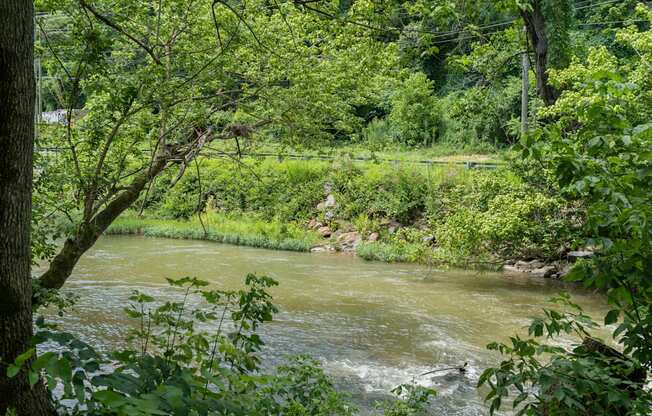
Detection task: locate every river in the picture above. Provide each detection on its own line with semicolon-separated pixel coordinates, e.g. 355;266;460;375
46;235;610;415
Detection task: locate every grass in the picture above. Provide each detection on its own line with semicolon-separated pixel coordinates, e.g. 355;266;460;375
107;212;321;252
356;241;428;263
356;241;503;270
206;139;510;164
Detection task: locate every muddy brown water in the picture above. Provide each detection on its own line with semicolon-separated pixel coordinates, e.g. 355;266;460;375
45;235;610;415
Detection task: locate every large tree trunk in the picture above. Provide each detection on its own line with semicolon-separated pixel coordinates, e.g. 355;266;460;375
37;157;169;291
0;2;56;414
520;2;559;106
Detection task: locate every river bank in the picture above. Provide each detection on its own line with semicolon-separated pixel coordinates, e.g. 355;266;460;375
107;211;582;279
106;214;320;252
127;157;585;276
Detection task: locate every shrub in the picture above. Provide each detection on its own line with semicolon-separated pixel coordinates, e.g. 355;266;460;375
438;78;524;146
433;171;576;261
387;72;440;146
140;159;579;266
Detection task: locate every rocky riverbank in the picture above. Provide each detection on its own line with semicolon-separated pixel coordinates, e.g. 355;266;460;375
502;250;594;279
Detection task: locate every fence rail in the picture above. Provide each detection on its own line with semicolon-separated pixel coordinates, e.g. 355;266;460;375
203;151;504;170
36;147;504;170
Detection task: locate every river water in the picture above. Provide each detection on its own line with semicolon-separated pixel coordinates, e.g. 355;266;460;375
47;235;610;415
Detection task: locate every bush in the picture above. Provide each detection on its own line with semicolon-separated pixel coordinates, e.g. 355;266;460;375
139;159;580;266
434;172;576;261
387;72;440;146
438;78;525;146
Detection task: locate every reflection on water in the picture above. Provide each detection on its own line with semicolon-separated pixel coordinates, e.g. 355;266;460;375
45;235;609;415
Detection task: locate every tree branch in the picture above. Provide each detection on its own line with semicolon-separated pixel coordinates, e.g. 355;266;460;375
78;0;162;65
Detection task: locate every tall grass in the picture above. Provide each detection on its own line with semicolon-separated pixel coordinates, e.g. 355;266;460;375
356;241;427;263
107;212;320;252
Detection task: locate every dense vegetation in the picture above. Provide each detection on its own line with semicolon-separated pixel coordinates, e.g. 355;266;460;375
118;158;580;267
0;0;651;415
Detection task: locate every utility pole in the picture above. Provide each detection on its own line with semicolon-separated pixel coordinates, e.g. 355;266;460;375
521;25;529;136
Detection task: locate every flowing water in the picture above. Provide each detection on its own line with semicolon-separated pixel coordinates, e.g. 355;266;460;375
47;235;610;415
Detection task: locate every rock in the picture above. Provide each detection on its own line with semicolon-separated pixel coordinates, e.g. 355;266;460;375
568;250;594;261
317;226;332;237
503;264;521;274
324;194;337;208
531;265;557;279
308;219;323;230
368;232;379;242
558;263;572;279
316;202;326;211
337;231;360;242
515;259;544;271
323;181;334;194
324;210;335;221
310;245;334;253
387;220;402;234
337;232;361;251
422;235;434;244
504;261;560;279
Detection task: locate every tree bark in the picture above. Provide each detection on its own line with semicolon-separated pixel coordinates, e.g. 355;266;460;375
0;2;56;414
37;157;169;291
520;2;559;106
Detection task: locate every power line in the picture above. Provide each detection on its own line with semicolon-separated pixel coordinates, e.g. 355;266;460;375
420;19;518;40
297;0;636;44
576;0;627;10
579;18;650;27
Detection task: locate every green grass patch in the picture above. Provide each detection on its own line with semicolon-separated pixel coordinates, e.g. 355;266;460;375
208;139;508;164
107;213;321;252
356;241;428;263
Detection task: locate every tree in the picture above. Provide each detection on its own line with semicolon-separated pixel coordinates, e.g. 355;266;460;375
34;0;254;292
0;1;55;414
33;0;398;294
519;0;572;106
480;10;652;413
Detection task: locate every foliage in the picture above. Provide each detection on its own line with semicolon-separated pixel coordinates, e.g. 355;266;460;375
482;12;652;414
7;276;437;415
137;159;577;265
438;78;525;146
435;190;575;261
107;213;320;252
531;9;652;362
356;241;427;264
376;384;437;416
479;294;651;415
387;72;439;146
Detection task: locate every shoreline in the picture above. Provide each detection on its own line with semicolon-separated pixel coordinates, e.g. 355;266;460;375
107;216;574;279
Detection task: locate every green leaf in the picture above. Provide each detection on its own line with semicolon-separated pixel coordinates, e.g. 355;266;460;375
93;390;126;407
28;371;40;387
14;348;35;367
604;309;620;325
7;365;20;378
